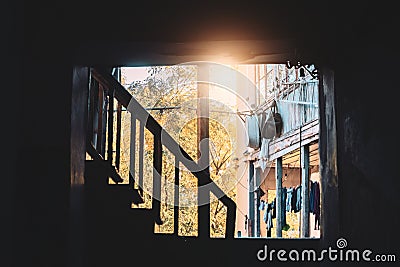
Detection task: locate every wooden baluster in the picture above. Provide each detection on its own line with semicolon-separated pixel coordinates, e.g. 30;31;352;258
115;102;122;171
129;112;136;187
96;84;104;155
107;88;114;164
138;121;144;194
152;131;162;225
174;157;179;235
87;75;96;145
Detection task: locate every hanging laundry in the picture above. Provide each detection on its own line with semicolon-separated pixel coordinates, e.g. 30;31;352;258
264;203;273;232
263;202;274;237
259;199;266;211
286;187;294;212
271;198;276;219
260;109;276;139
314;181;321;230
291;186;297;212
313;182;320;214
258;138;270;171
245;215;248;233
308;181;321;229
310;181;315;213
282;188;287;229
295;185;302;212
266;209;273;232
263;206;267;223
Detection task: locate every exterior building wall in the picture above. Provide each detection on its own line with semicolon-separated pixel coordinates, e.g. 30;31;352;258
233;63;320;238
234;65;259;237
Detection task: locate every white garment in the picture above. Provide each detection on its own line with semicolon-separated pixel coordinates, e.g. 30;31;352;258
258;138;269;171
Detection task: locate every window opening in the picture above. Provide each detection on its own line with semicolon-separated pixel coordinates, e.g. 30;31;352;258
98;62;321;239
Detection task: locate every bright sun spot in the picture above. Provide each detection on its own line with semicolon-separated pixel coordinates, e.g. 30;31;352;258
122;67;149;85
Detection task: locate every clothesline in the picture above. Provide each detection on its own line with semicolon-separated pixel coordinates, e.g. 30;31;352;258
258;181;321;237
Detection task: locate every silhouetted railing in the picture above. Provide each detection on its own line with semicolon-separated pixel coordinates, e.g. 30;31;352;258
89;67;236;238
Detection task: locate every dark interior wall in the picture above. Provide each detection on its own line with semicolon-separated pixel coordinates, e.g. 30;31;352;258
12;34;72;267
320;2;400;253
2;1;22;266
5;1;73;266
4;1;399;266
335;31;400;252
326;5;400;261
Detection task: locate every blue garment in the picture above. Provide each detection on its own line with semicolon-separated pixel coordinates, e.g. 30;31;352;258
314;181;321;229
295;185;302;212
282;188;287;226
266;210;273;231
286;187;294;212
310;182;316;213
264;203;273;231
291;186;297;212
259;200;265;211
271;198;276;218
263;207;267;222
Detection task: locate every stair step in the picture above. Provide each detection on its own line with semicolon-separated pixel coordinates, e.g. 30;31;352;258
86;184;144;211
106;184;145;205
86;207;155;265
84;160;145;206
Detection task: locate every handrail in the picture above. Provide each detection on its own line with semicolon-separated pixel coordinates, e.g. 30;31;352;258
91;67;236;238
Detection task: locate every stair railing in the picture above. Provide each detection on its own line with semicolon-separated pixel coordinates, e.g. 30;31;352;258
90;67;236;238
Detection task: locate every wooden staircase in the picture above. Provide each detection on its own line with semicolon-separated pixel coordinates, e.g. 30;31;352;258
84;160;154;266
83;67;237;266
